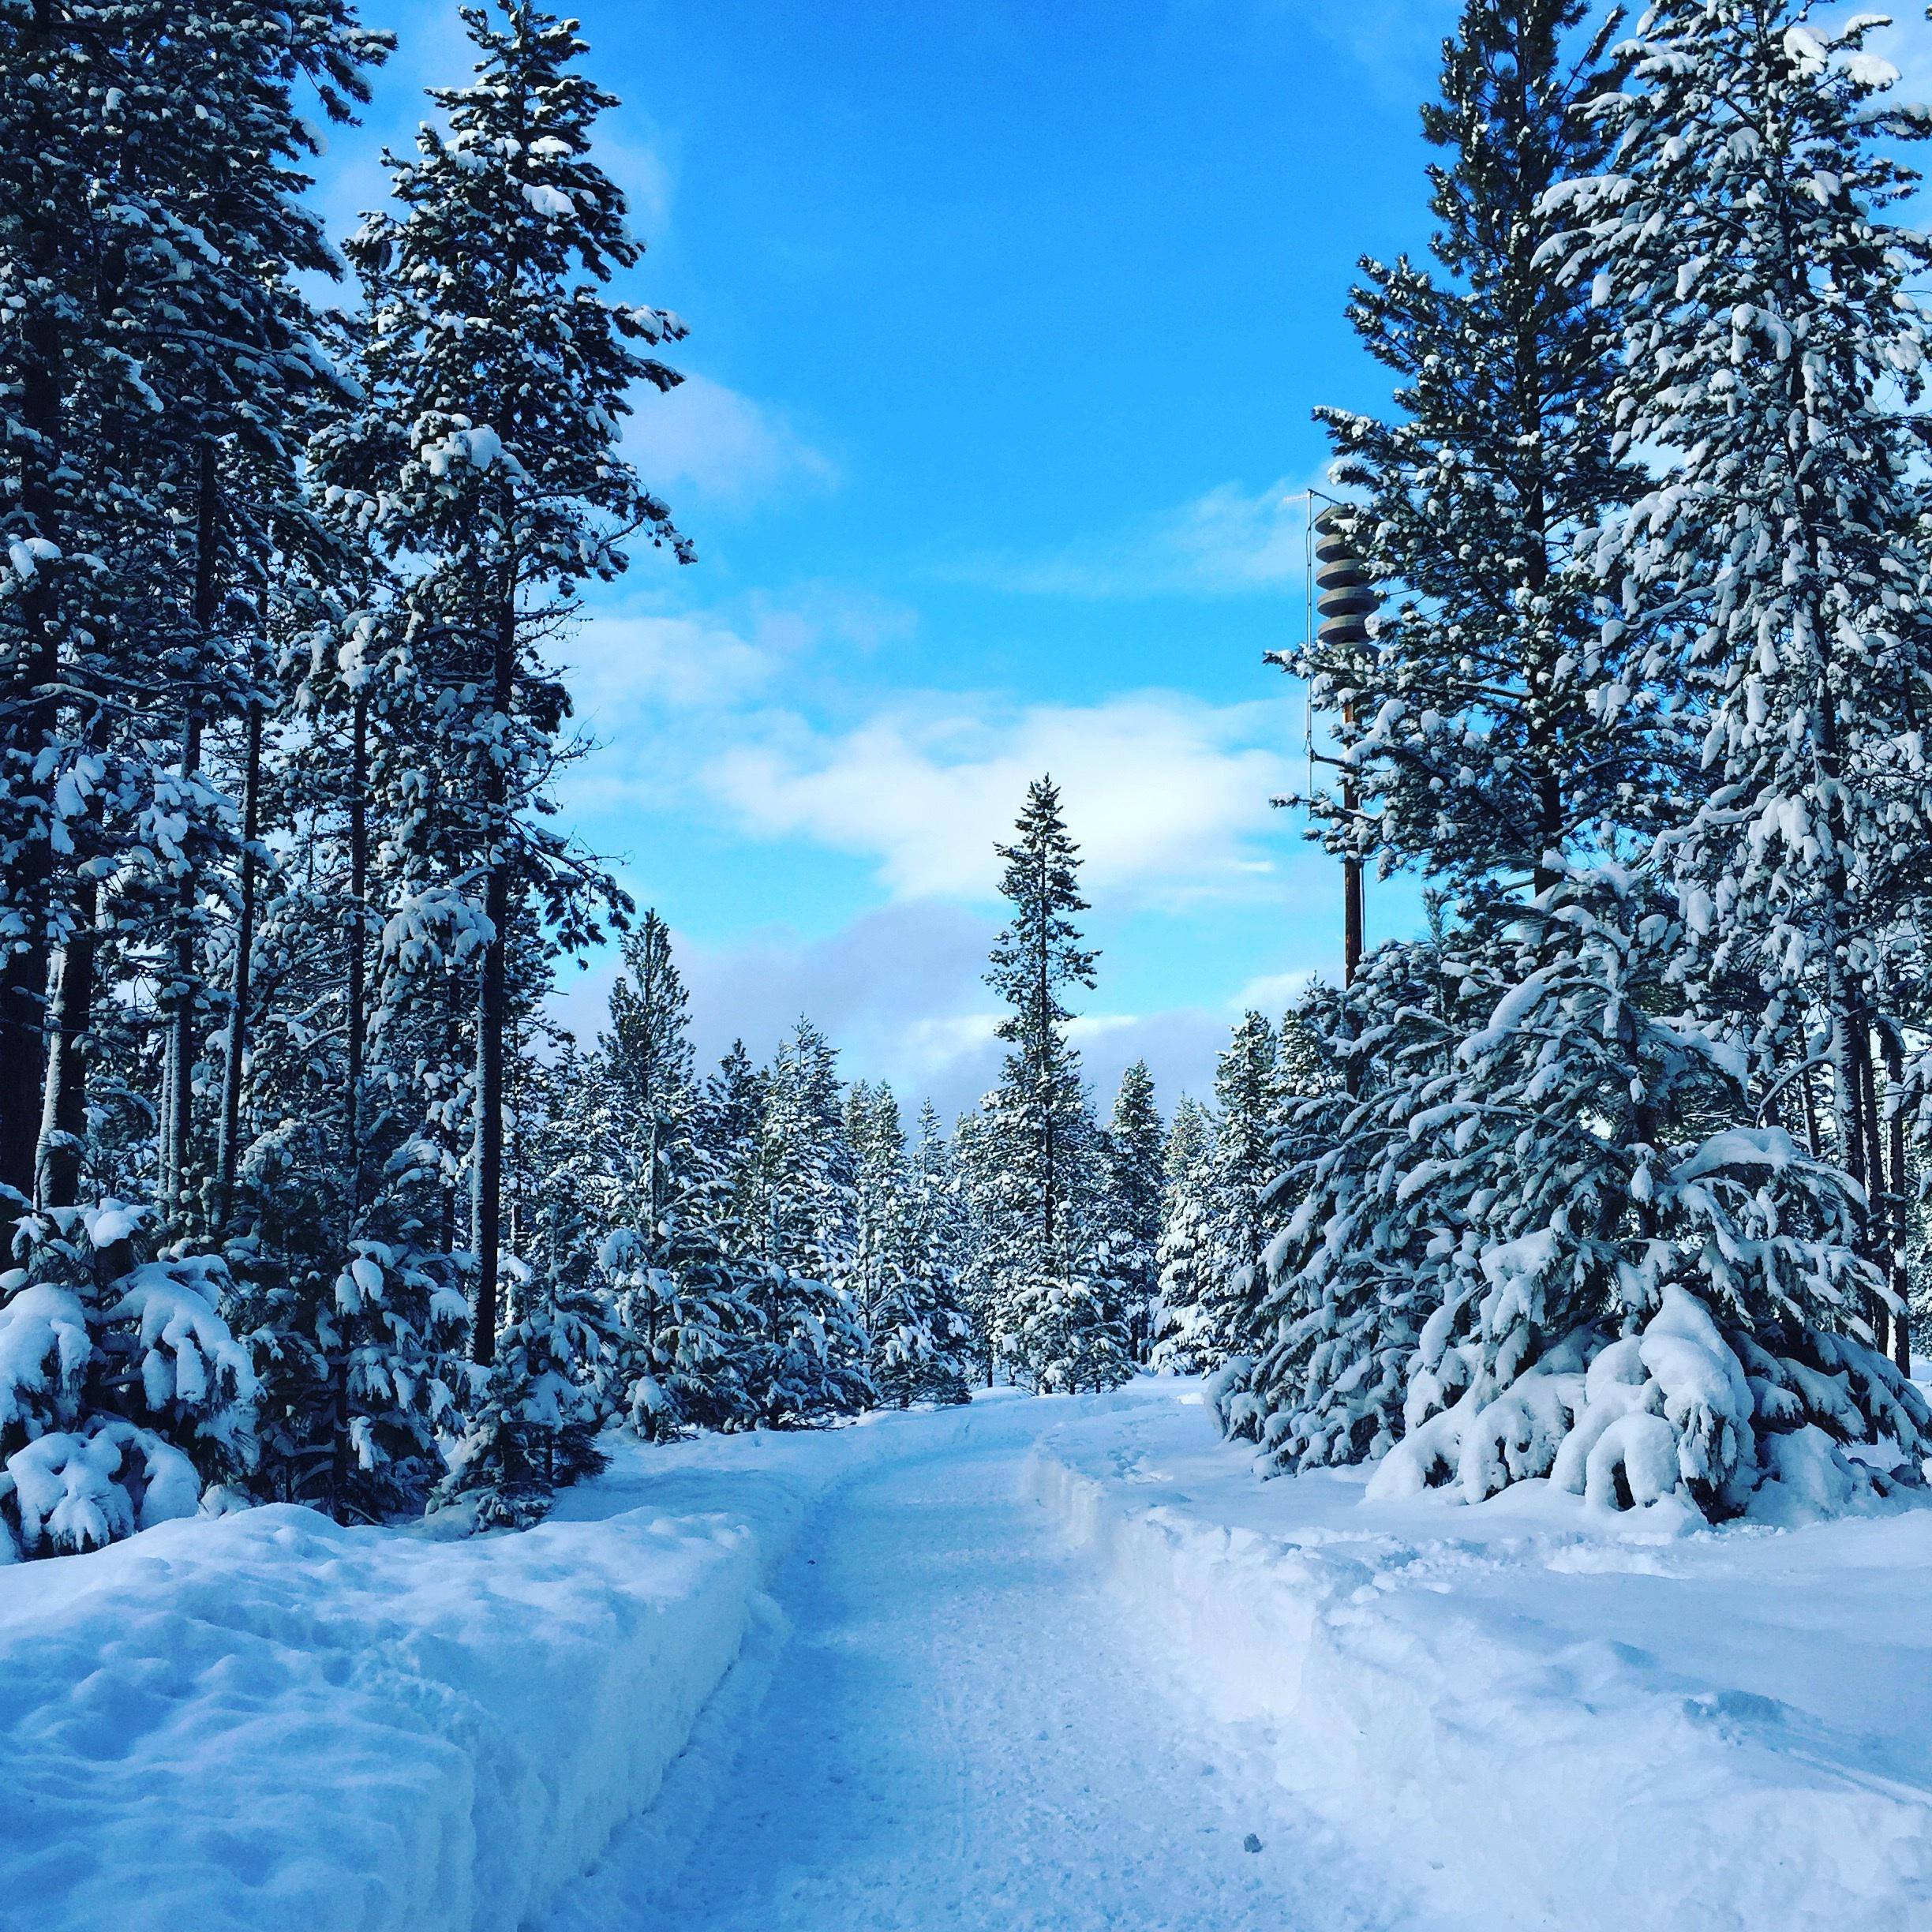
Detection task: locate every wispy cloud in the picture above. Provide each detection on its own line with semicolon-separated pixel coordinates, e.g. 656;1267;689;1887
557;586;918;810
953;474;1323;600
627;373;839;509
703;690;1299;906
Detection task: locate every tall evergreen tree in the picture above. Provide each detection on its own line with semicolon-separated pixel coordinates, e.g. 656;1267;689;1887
741;1018;871;1420
1099;1061;1165;1360
979;778;1127;1391
335;0;687;1370
849;1086;973;1406
1151;1095;1216;1374
0;3;388;1238
1199;1011;1281;1365
1220;0;1931;1513
1298;0;1666;906
1550;0;1932;1368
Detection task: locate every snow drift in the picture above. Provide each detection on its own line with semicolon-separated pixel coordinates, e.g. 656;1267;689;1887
0;1416;930;1932
1031;1385;1932;1932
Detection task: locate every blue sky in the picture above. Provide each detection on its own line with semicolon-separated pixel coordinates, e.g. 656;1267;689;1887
310;0;1925;1122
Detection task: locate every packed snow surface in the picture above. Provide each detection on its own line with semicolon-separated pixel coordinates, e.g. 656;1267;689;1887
1033;1382;1932;1932
3;1381;1930;1931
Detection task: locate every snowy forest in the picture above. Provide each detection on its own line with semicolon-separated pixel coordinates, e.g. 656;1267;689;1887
9;2;1932;1926
5;0;1932;1559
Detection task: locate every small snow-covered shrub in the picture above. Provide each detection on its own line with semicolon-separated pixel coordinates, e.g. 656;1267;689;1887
0;1203;256;1558
432;1260;619;1531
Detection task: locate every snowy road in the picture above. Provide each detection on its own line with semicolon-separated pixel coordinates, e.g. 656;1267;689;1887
546;1400;1428;1932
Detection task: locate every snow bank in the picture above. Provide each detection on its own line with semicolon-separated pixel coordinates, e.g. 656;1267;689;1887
0;1410;946;1932
1031;1383;1932;1932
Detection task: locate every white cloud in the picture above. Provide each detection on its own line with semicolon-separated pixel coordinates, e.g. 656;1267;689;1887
958;475;1322;599
705;690;1297;904
676;903;1009;1122
555;586;921;820
1232;968;1318;1013
567;611;781;718
628;373;838;507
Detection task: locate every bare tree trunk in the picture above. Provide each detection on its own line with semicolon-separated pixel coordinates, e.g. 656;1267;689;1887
36;874;98;1210
215;694;264;1226
2;6;66;1228
473;586;516;1368
162;439;221;1232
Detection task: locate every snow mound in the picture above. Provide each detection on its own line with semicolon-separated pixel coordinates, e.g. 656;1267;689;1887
1032;1383;1932;1932
0;1412;942;1932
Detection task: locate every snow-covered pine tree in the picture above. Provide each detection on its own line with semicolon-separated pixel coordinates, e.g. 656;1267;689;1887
1214;0;1928;1518
587;919;758;1439
754;1018;858;1288
894;1100;977;1405
850;1086;973;1407
1150;1095;1216;1373
1222;0;1653;1462
336;0;687;1380
1314;879;1926;1507
0;1201;257;1556
741;1018;873;1421
0;4;388;1242
1193;1011;1281;1370
1098;1061;1165;1360
950;1102;1007;1384
432;1042;620;1527
1219;940;1466;1467
698;1040;767;1259
1297;0;1669;905
980;779;1129;1392
1548;1;1932;1372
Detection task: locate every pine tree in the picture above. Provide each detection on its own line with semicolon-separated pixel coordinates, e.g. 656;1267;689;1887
742;1018;872;1420
1151;1096;1216;1373
852;1088;974;1407
754;1018;858;1287
1548;0;1932;1371
1098;1061;1165;1360
699;1040;767;1257
0;6;388;1245
335;0;687;1376
978;778;1128;1391
0;1202;257;1556
1196;1011;1281;1369
1298;0;1668;907
986;777;1097;1260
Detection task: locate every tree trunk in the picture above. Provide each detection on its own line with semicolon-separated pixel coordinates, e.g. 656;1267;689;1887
1799;1058;1822;1161
162;437;221;1232
345;689;369;1223
215;694;264;1226
472;586;516;1368
1;2;66;1226
1855;1026;1889;1357
1881;1028;1912;1378
36;874;98;1210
